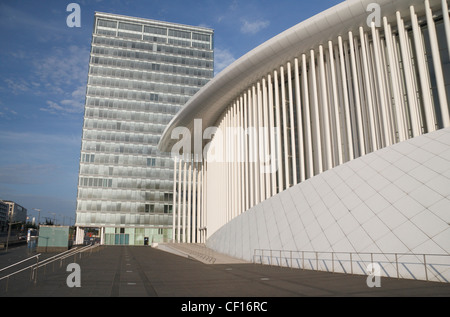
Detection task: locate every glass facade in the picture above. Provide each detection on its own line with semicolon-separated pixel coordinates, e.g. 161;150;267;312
75;13;214;245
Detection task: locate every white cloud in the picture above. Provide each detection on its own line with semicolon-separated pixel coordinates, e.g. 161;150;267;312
214;47;237;75
35;45;89;115
0;106;19;119
3;78;30;95
240;18;270;35
40;88;85;115
34;45;89;90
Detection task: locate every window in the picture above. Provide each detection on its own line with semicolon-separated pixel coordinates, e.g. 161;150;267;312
144;26;166;35
164;205;173;214
98;19;117;29
145;204;155;213
192;33;210;42
118;22;142;32
147;158;156;167
168;29;191;39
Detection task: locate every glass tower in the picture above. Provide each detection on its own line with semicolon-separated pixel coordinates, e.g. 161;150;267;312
75;12;214;245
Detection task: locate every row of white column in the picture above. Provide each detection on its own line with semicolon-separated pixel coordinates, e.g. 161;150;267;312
172;156;207;243
173;0;450;242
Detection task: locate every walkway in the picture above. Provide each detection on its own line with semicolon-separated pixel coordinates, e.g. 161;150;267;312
1;245;449;298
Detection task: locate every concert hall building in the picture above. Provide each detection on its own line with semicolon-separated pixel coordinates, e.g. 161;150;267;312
158;0;450;282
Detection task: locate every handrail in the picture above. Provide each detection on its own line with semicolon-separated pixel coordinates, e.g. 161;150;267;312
0;244;101;292
253;249;450;283
0;254;41;274
33;244;99;270
168;243;217;264
32;248;78;267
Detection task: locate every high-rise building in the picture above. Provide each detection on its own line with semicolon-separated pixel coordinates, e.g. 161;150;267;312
75;12;214;245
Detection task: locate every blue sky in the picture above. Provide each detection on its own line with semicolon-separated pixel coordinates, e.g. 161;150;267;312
0;0;342;225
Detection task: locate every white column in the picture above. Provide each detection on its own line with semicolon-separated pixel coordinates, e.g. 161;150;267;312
274;70;284;192
238;95;245;214
192;159;197;243
203;161;207;242
310;49;323;174
267;74;278;195
396;13;421;137
257;82;265;202
383;18;407;142
287;62;298;186
359;27;379;152
196;161;201;243
187;159;192;243
425;0;450;128
442;0;450;61
248;90;255;206
182;159;187;243
233;102;239;218
200;162;204;243
327;41;343;165
371;23;392;147
177;158;182;243
253;85;261;203
318;45;333;170
338;37;354;161
244;92;250;211
280;66;290;188
172;157;177;242
262;78;271;198
294;58;305;182
410;5;436;133
349;31;366;156
302;54;314;179
226;109;231;222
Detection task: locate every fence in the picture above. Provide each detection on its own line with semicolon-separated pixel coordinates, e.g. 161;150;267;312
253;249;450;283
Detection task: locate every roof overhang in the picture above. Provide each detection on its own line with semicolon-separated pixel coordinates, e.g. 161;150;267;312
158;0;431;153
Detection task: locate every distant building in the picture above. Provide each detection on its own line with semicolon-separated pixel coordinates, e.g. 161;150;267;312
2;201;27;223
0;201;8;231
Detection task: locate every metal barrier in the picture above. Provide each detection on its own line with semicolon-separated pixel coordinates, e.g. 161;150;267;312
166;243;217;264
253;249;450;283
0;244;101;292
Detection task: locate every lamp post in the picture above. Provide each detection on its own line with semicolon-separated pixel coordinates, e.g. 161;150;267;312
50;212;57;226
32;208;41;227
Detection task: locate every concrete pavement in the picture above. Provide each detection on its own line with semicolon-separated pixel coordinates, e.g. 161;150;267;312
1;245;449;299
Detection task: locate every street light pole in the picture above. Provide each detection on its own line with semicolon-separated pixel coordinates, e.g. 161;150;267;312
33;208;41;227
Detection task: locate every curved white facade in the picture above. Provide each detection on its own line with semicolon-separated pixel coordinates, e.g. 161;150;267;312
158;0;450;280
208;128;450;282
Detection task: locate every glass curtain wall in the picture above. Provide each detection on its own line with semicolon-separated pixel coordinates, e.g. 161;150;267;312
75;13;213;245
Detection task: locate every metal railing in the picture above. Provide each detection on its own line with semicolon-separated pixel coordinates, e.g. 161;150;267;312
253;249;450;283
0;244;101;293
167;243;217;264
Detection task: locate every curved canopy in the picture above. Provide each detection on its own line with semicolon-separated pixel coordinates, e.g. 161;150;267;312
158;0;428;153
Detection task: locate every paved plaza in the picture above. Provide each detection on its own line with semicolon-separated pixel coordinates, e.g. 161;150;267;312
1;245;449;300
